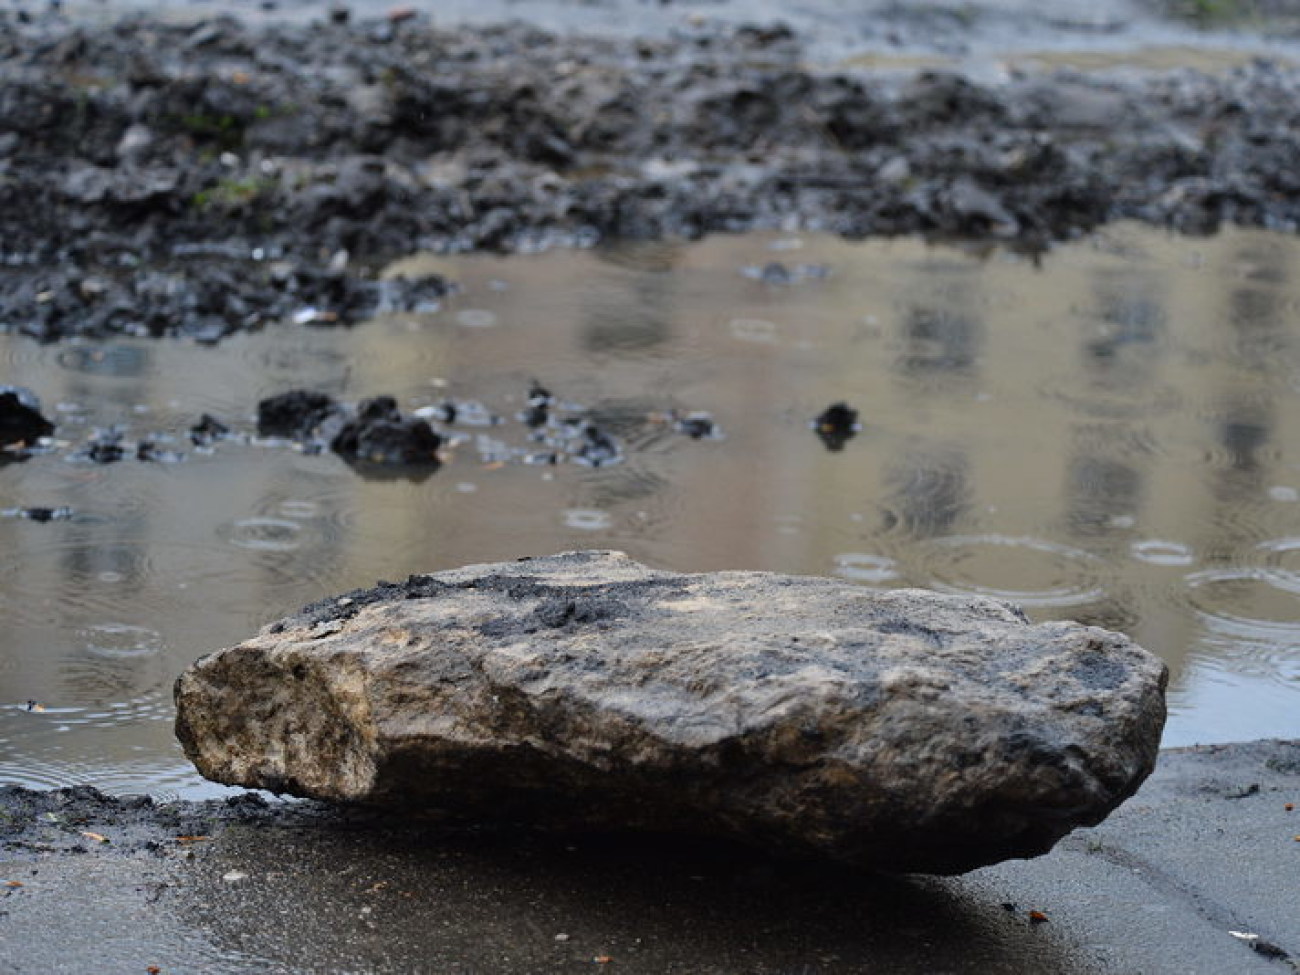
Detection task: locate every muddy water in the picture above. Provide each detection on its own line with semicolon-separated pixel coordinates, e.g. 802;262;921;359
2;223;1299;797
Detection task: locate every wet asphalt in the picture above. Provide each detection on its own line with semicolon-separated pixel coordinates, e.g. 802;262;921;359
1;740;1297;973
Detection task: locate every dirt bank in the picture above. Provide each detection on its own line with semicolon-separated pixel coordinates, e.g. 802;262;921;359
6;10;1300;341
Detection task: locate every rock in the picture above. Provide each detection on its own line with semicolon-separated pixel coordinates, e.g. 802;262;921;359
256;389;341;441
174;551;1167;875
136;438;184;463
189;413;232;447
945;178;1019;237
18;506;73;522
73;427;127;464
522;380;552;429
741;262;832;285
672;410;720;440
813;401;859;451
329;395;442;470
0;386;55;452
570;423;621;467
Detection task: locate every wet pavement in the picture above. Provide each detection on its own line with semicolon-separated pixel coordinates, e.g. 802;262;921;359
1;740;1297;973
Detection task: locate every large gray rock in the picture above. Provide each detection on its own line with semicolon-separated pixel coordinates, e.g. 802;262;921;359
174;550;1167;874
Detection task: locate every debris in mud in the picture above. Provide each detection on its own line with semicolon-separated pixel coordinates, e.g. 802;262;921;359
676;412;722;440
189;413;232;447
135;438;185;464
654;409;723;440
414;400;500;428
1230;931;1293;962
16;375;711;476
0;386;55;455
741;262;831;285
1250;940;1290;961
72;427;128;465
813;402;860;452
330;395;443;470
571;423;622;468
522;381;553;430
66;427;185;465
5;506;74;522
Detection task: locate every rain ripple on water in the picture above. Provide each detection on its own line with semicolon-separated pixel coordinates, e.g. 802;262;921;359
913;534;1108;609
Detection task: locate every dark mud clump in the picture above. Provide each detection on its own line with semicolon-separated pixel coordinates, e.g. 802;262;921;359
5;15;1300;342
256;389;344;441
189;412;233;447
0;783;330;859
3;505;75;522
814;402;860;452
0;386;55;456
330;394;442;470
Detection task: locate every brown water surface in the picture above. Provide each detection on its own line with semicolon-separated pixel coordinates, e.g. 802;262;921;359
2;224;1298;797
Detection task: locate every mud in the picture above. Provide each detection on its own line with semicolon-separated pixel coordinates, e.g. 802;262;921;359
6;10;1300;341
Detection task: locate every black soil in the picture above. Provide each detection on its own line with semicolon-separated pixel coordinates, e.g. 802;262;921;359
6;12;1300;342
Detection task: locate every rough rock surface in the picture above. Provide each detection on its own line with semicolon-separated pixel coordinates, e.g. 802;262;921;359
174;550;1168;874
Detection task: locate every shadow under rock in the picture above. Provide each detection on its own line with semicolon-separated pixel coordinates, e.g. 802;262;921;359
177;812;1089;974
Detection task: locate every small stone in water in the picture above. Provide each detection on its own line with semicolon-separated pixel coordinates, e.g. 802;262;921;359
813;402;860;452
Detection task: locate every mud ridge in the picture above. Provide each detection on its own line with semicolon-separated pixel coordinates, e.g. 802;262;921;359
5;12;1300;340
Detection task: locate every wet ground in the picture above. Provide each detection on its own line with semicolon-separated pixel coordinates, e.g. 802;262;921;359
3;225;1299;797
2;739;1297;974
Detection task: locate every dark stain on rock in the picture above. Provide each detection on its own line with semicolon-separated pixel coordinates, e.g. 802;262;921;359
533;596;629;629
876;619;942;646
1071;651;1127;691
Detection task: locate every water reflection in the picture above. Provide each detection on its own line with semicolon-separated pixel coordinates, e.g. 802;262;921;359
57;343;153;378
895;306;983;376
1;223;1299;795
882;445;971;539
582;239;682;353
1085;279;1165;361
1063;440;1143;538
1217;399;1272;472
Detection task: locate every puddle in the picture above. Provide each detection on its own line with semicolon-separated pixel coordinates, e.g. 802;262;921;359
914;534;1107;608
2;223;1299;795
217;517;307;552
835;45;1297;77
1009;45;1297;74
